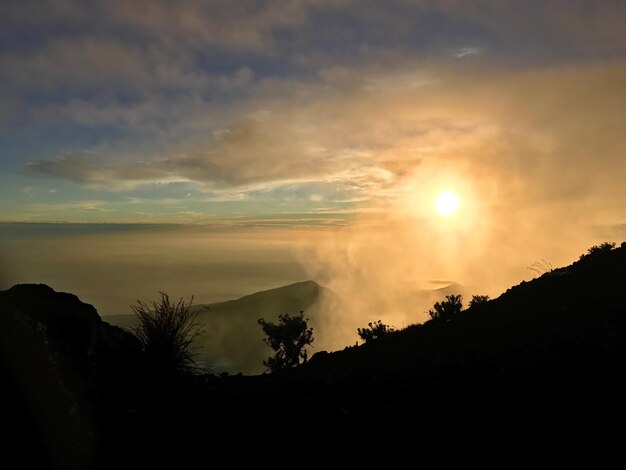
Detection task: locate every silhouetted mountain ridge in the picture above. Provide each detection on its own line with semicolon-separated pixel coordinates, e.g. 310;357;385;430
106;280;329;374
301;243;626;381
3;243;626;462
193;280;329;373
198;279;322;312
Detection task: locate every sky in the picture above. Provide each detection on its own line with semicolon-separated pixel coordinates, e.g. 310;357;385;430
1;1;625;336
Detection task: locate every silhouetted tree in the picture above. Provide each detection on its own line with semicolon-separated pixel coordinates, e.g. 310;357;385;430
580;242;616;260
258;311;313;372
468;295;490;309
357;320;395;343
132;292;204;376
428;294;463;322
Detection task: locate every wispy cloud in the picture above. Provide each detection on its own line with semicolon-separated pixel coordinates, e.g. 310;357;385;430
24;153;192;191
14;200;115;219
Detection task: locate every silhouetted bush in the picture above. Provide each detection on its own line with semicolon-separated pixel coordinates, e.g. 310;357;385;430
357;320;395;343
132;292;204;376
258;311;313;372
468;295;490;309
580;242;616;260
428;294;463;322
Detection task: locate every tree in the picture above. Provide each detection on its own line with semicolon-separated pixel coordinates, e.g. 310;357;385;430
468;295;490;309
258;311;313;372
132;292;204;376
428;294;463;322
357;320;395;343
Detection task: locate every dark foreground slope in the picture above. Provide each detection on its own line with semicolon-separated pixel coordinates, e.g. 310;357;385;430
214;244;626;437
2;244;626;465
305;243;626;385
0;285;144;469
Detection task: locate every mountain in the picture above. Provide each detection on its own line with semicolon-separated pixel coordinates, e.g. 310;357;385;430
105;280;329;374
193;280;330;374
4;242;626;462
304;242;626;382
207;242;626;440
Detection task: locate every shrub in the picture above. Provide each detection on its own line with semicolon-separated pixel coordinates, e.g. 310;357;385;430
132;292;204;376
357;320;395;343
580;242;616;260
468;295;490;309
428;294;463;322
258;311;313;372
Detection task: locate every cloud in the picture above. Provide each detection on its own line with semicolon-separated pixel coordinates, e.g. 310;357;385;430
24;153;191;191
3;1;623;104
15;200;115;219
453;47;480;58
0;0;310;55
3;0;626;351
22;60;626;225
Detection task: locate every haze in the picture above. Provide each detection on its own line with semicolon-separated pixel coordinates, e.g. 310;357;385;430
1;1;625;348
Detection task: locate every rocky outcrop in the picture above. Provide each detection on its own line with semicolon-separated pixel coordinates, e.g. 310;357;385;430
0;284;142;469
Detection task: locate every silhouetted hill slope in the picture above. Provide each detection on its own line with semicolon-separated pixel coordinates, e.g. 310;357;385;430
193;280;327;373
200;279;323;315
106;280;329;374
4;245;626;460
207;244;626;439
0;284;143;469
303;243;626;379
238;243;624;429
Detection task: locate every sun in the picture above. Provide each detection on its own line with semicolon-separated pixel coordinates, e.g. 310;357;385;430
435;191;460;217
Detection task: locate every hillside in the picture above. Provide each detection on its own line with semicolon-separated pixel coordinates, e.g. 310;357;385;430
210;242;626;437
302;242;626;381
3;243;626;464
106;280;328;374
0;284;143;468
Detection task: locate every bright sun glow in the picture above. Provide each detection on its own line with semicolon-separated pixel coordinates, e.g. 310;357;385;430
435;191;460;216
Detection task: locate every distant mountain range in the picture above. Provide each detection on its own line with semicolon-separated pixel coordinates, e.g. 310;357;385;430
105;280;330;374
